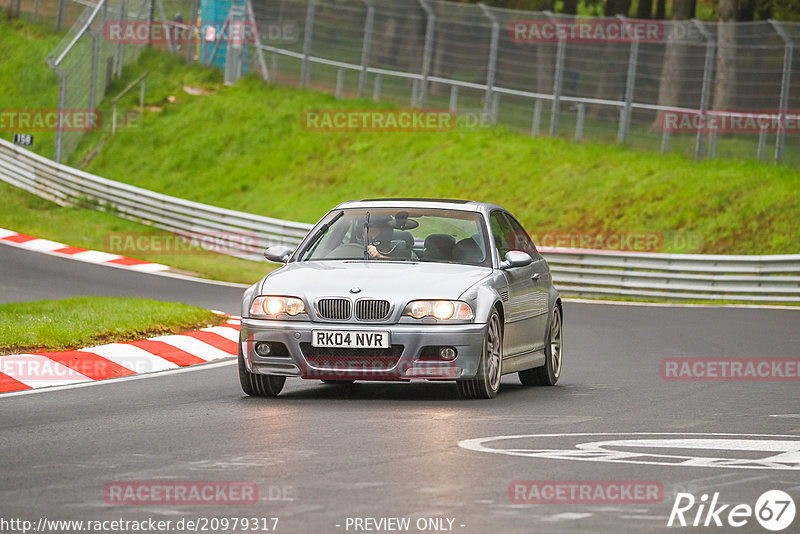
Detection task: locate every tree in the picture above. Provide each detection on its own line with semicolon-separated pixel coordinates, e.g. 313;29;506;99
655;0;696;110
713;0;738;111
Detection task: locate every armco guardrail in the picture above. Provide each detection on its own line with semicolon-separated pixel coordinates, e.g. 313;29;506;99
1;138;798;303
0;139;312;258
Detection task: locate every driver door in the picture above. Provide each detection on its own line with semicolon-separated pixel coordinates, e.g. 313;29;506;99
490;211;540;356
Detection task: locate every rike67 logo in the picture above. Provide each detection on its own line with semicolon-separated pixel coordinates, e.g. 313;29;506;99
668;490;795;531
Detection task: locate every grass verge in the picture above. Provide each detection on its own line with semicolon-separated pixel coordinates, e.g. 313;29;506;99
0;296;224;355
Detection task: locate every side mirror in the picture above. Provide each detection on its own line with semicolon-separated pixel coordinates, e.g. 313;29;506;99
264;245;293;263
500;250;532;269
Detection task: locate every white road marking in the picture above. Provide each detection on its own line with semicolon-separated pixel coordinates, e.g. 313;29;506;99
458;433;800;471
148;335;233;361
0;354;92;388
84;344;179;373
200;326;239;342
19;238;65;252
540;512;592;522
0;360;236;397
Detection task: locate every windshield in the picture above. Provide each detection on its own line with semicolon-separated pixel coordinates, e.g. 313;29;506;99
298;208;491;267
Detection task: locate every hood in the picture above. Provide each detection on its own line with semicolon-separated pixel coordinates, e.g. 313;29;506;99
260;260;492;303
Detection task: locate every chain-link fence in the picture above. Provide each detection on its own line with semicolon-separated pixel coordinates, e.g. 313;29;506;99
249;0;800;165
29;0;152;161
12;0;800;164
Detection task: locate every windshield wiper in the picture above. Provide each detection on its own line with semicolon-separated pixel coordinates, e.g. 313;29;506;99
362;211;370;260
298;210;344;261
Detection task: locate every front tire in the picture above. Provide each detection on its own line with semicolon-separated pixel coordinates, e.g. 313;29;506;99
519;304;562;386
238;346;286;397
457;311;502;399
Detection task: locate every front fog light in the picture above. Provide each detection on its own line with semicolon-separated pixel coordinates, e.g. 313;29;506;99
254;342;272;357
439;347;457;361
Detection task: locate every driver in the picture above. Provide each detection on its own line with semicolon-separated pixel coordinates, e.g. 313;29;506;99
365;214;398;259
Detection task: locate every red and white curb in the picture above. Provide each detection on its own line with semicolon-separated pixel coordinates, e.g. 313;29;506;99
0;315;241;394
0;227;169;273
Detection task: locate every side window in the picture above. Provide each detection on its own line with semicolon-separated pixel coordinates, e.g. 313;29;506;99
490;211;514;259
505;214;538;258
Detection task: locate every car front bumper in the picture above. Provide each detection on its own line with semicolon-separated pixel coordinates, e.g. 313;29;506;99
240;318;487;380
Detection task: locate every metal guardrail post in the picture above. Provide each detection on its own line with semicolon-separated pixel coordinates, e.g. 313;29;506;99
270;54;278;81
33;0;39;22
301;0;315;87
372;73;381;101
116;0;128;78
769;20;793;163
531;99;541;136
617;15;639;144
693;19;715;161
574;103;585;141
57;0;64;29
357;0;374;97
246;0;271;81
416;0;435;108
186;0;198;64
335;68;344;98
546;11;565;137
479;3;500;117
47;58;67;164
90;32;100;113
449;86;458;112
758;126;767;160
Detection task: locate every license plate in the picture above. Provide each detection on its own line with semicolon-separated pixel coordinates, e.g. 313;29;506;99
311;330;390;349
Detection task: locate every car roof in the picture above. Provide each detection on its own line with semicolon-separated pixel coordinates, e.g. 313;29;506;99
333;198;504;214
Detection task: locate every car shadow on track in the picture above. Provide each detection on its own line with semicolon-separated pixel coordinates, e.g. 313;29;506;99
236;379;566;403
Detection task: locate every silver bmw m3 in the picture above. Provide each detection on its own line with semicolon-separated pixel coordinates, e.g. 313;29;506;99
239;198;562;399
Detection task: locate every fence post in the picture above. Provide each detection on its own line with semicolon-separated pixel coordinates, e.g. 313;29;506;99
416;0;435;107
617;15;639;143
479;3;499;116
531;99;541;136
373;73;381;101
246;0;271;81
758;125;767;160
693;19;715;160
48;59;67;163
546;11;565;137
358;0;374;97
301;0;315;87
335;68;344;98
769;20;793;163
89;32;100;113
574;103;585;141
57;0;64;29
449;85;458;112
116;0;128;77
187;0;198;64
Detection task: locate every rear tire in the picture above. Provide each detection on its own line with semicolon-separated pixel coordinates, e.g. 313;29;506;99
519;305;562;386
457;311;502;399
238;346;285;397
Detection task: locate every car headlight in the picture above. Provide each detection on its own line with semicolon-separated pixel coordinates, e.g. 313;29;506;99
250;296;306;317
403;300;474;320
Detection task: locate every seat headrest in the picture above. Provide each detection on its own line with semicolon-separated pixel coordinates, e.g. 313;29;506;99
424;234;456;261
453;238;484;264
